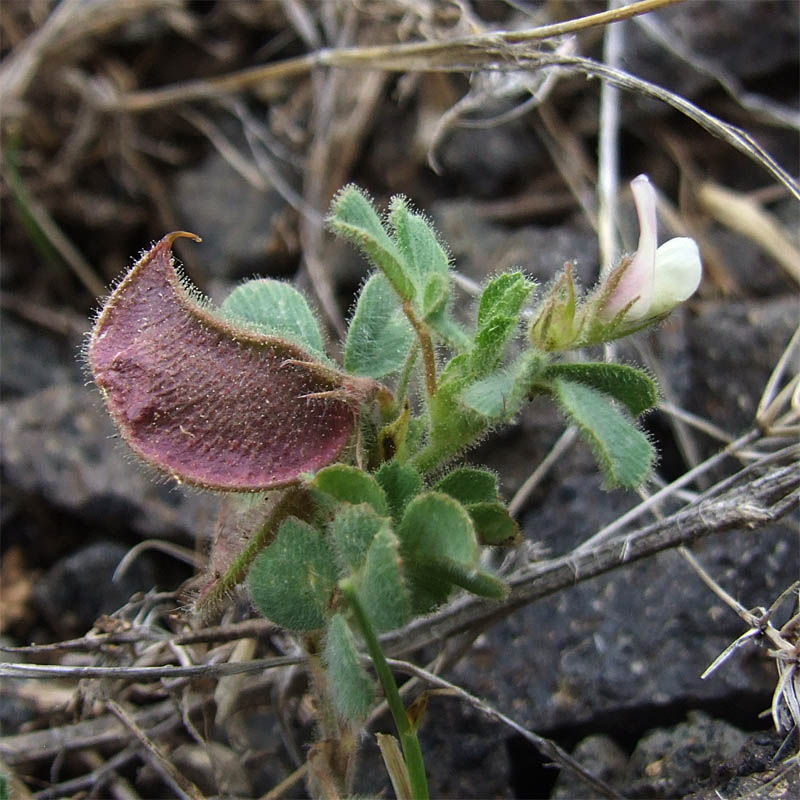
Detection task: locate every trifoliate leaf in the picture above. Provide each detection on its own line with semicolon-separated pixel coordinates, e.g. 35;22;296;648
434;468;498;505
313;464;389;516
375;461;423;524
541;362;657;416
329;503;386;572
466;502;520;546
357;526;410;632
328;186;415;300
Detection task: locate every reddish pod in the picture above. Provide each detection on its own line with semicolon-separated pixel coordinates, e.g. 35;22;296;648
89;232;366;491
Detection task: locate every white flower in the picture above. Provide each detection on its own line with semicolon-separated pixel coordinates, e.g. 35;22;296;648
603;175;702;322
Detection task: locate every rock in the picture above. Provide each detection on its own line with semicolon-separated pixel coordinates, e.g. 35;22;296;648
625;711;748;798
173;149;294;281
625;0;798;100
450;470;797;734
684;729;800;800
33;542;156;638
1;383;218;541
688;297;798;436
357;698;513;798
432;200;598;285
0;316;82;399
551;734;628;799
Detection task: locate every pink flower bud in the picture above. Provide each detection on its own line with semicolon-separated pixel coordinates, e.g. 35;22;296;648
601;175;702;323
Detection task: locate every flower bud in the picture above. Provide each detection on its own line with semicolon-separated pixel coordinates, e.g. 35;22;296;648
601;175;702;322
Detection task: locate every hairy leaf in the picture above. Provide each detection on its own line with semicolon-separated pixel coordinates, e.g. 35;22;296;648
328;186;415;300
434;468;498;505
248;518;338;631
541;362;658;416
325;613;375;720
552;378;654;488
313;464;389;516
345;273;415;378
221;278;327;361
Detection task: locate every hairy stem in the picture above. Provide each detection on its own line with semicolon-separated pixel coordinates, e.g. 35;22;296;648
402;301;437;397
195;487;303;612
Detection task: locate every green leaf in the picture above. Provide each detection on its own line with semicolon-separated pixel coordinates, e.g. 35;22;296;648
375;461;423;524
325;613;375;720
221;278;327;361
460;350;549;421
478;272;535;327
329;503;386;572
313;465;389;516
247;518;338;631
357;526;410;632
541;362;658;416
459;370;516;419
398;492;478;612
469;272;535;377
345;273;416;378
467;502;521;546
389;196;450;286
552;378;654;488
328;186;415;300
434;467;498;505
422;272;450;319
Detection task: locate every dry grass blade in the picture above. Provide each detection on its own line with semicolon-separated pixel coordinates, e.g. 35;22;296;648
386;659;626;800
107;699;206;800
379;461;800;656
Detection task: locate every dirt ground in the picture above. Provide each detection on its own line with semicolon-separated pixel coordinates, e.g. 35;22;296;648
1;1;798;798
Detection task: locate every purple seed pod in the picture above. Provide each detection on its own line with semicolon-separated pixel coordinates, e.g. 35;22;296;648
89;232;364;491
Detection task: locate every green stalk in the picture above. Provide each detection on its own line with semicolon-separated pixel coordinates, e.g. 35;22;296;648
340;580;429;800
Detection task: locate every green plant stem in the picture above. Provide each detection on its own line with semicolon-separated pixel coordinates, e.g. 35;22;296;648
402;301;437;398
340;580;429;800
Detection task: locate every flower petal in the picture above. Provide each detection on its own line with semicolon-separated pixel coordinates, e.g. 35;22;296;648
89;233;358;491
649;237;702;316
603;174;658;321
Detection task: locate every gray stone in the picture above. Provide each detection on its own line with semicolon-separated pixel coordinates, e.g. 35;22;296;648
174;149;292;281
625;711;748;798
1;383;217;541
688;297;799;436
33;542;156;638
552;734;628;799
450;471;797;733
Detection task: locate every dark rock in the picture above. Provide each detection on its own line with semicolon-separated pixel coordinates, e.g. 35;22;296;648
33;541;156;638
1;383;218;541
688;297;798;436
174;149;293;281
551;734;628;799
432;200;598;285
625;0;798;99
357;698;513;798
684;729;800;800
450;471;797;734
434;121;544;199
625;711;748;798
0;316;82;399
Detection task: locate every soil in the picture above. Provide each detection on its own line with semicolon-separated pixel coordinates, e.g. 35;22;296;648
1;2;798;799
